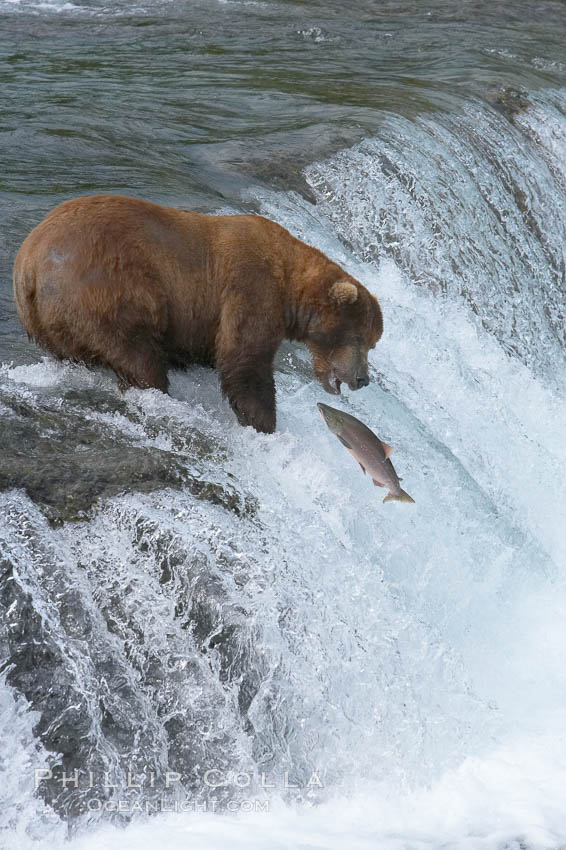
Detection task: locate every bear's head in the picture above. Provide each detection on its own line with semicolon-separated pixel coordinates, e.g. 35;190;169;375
306;279;383;395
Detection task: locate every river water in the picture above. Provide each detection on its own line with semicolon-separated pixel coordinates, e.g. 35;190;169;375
1;1;566;848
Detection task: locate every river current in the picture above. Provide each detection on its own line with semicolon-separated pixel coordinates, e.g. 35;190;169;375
1;1;566;848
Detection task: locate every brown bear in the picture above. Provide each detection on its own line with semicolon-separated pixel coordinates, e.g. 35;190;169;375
13;194;382;433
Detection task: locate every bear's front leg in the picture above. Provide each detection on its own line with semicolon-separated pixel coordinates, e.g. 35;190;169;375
216;296;283;434
219;349;276;434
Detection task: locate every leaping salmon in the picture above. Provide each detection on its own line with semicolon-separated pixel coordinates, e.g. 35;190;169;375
317;402;415;504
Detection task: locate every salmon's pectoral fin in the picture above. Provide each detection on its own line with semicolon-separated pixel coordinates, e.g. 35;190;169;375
380;441;394;459
359;463;366;474
337;434;353;450
372;479;385;487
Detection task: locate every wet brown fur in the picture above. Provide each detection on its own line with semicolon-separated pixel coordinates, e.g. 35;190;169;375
13;194;383;433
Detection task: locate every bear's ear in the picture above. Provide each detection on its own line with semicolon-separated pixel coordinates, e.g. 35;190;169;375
329;280;358;305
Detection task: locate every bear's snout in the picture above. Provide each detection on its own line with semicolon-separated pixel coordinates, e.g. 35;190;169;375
315;347;372;396
344;370;369;391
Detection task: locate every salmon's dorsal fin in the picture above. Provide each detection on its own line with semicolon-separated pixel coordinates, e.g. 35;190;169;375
380;441;394;459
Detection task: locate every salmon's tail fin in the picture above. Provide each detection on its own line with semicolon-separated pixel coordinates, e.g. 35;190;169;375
383;488;415;505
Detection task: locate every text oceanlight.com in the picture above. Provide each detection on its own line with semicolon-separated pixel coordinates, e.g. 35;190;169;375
34;768;324;812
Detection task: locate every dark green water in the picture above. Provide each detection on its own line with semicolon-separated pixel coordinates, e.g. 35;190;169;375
2;0;566;363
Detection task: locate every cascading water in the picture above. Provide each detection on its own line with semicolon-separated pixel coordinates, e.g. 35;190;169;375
1;2;566;848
